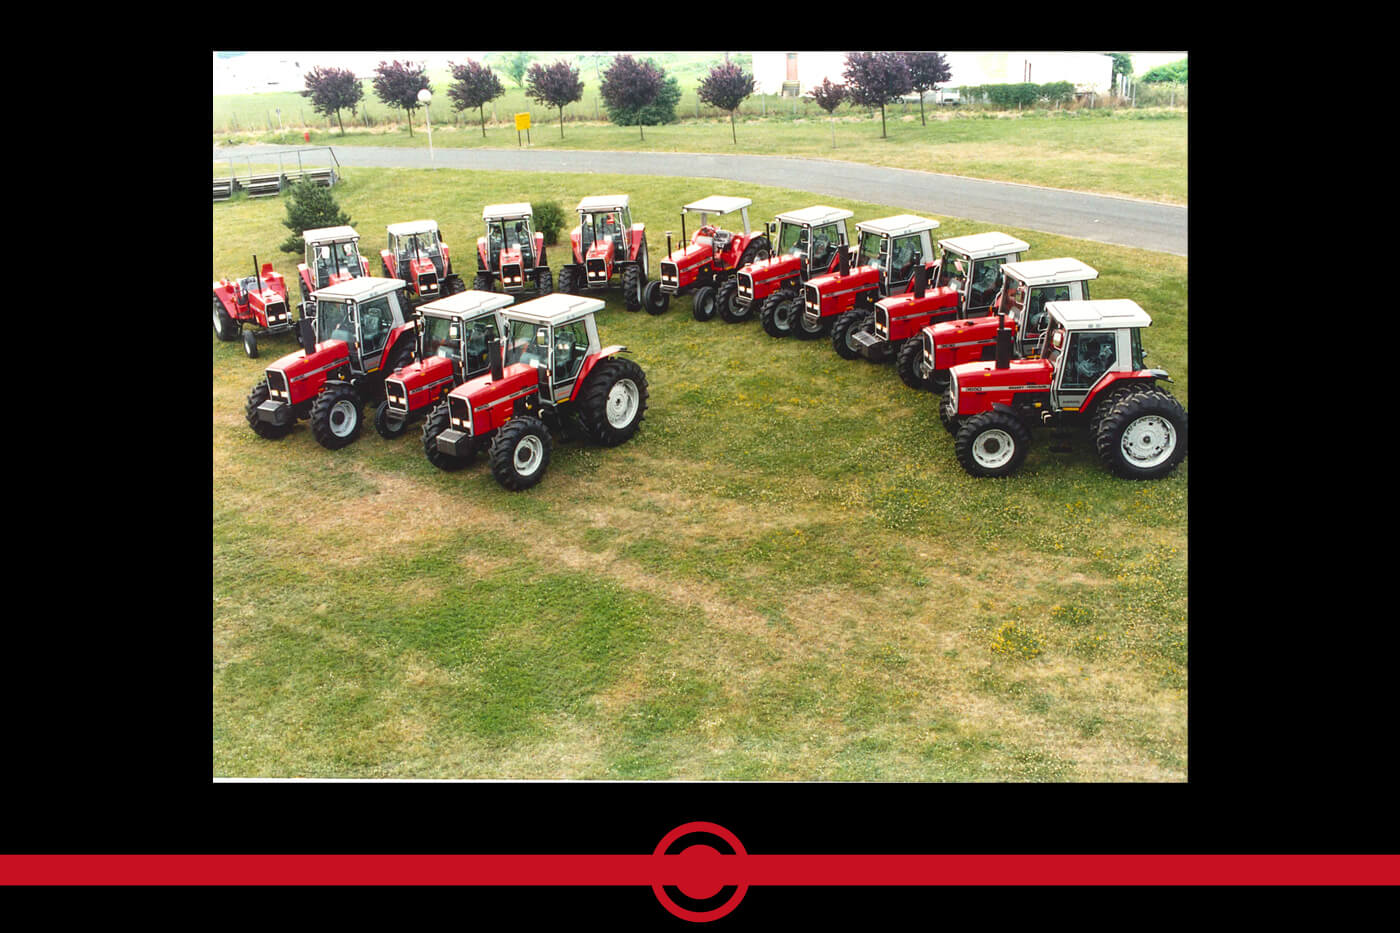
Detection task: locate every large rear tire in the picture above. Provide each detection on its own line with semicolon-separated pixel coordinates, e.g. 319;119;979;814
489;415;553;490
759;288;798;338
1093;389;1187;480
473;272;494;292
535;266;554;296
577;356;649;447
421;402;475;470
213;295;239;341
955;410;1032;478
831;308;871;360
558;265;580;295
623;263;645;312
245;381;292;439
309;382;363;450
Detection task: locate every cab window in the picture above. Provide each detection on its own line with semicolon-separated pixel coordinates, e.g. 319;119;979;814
505;319;549;368
967;259;1006;311
552;320;589;383
1026;285;1072;336
888;233;924;284
1061;331;1117;388
857;232;884;270
808;222;842;271
357;296;395;356
778;222;807;256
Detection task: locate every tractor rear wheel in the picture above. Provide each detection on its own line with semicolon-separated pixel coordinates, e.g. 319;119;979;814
1088;381;1153;439
309;383;364;450
558;266;579;295
759;289;798;338
955;410;1032;478
213;296;239;341
245;381;292;440
374;399;408;439
578;356;649;447
831;308;872;360
490;415;553;490
716;279;749;323
1093;389;1188;480
624;264;645;312
441;275;465;297
896;338;932;390
535;266;554;296
738;238;771;268
691;285;717;322
421;402;475;470
643;280;671;315
473;272;494;292
939;385;962;435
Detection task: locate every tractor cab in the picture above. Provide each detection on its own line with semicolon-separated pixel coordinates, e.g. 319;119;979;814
933;232;1029;318
304;226;366;291
481;203;540;280
994;258;1099;357
304;276;412;375
768;205;853;276
679;195;752;264
415;290;514;382
1036;299;1157;413
576;195;635;280
499;294;606;405
384;220;455;301
852;214;941;294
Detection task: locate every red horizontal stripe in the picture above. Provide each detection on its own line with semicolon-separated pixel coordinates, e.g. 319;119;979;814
2;854;1397;886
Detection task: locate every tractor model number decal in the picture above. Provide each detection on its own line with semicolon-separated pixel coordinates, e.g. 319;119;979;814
958;384;1049;393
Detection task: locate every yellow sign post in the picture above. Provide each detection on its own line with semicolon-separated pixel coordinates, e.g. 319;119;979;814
514;112;531;147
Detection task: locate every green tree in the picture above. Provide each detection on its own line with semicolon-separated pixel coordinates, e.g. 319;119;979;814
500;52;534;89
1107;53;1133;96
278;180;352;254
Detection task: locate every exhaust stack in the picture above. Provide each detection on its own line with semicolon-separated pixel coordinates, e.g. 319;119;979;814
913;264;927;298
488;335;504;381
838;246;849;277
994;311;1012;369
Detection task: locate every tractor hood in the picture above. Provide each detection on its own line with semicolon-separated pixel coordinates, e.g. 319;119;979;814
667;238;712;269
951;357;1052;392
265;339;350;405
878;284;959;316
586;238;617;263
385;354;454;412
742;252;801;284
807;263;879;293
449;362;542;436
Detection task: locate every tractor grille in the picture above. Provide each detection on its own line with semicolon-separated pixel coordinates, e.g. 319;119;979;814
737;272;754;303
264;299;290;326
448;395;472;434
502;263;523;288
384;378;408;412
586;258;608;284
418;272;439;296
803;283;822;327
659;260;678;289
265;368;290;400
923;331;935;365
874;306;889;339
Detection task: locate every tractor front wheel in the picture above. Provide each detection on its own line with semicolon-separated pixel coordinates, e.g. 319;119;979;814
896;338;933;390
955;410;1032;478
242;329;259;359
939;385;962;435
374;399;408;439
643;280;670;315
691;285;716;322
490;415;553;490
1093;389;1188;480
793;302;827;340
213;296;239;341
578;356;649;447
759;289;798;338
716;279;748;323
441;275;465;297
421;402;475;470
831;308;872;360
309;383;364;450
624;264;645;312
245;381;292;440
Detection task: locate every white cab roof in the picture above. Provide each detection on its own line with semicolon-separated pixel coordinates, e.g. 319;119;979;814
304;226;359;243
312;275;404;301
776;205;854;226
683;195;751;214
938;231;1030;260
1046;299;1152;330
504;293;606;325
856;214;941;237
577;195;630;213
417;290;515;317
483;203;533;219
387;220;440;237
1001;257;1098;286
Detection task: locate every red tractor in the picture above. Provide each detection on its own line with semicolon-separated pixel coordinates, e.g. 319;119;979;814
833;231;1028;363
374;289;516;439
729;206;855;335
244;276;418;450
296;226;371;322
556;195;650;311
902;257;1098;392
421;293;649;491
941;299;1187;480
642;196;772;321
379;220;465;305
474;203;553;296
212;255;294;359
798;214;942;342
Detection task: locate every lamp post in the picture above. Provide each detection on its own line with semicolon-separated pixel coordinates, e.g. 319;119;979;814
418;88;434;162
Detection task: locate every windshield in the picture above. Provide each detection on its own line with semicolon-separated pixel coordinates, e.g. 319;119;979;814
422;314;460;360
778;222;808;257
316;299;355;345
503;318;549;368
857;232;884;270
939;251;971;292
580;212;624;252
398;231;439;256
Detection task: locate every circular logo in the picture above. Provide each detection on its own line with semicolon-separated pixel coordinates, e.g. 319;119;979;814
652;822;748;921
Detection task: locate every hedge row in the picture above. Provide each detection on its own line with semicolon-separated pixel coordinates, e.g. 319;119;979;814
957;82;1077;108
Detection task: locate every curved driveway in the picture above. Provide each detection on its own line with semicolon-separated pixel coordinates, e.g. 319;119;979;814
216;144;1187;257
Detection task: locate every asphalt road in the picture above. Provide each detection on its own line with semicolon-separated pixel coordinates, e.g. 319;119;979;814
215;144;1187;257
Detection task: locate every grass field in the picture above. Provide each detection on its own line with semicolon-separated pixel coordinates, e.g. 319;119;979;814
212;167;1187;780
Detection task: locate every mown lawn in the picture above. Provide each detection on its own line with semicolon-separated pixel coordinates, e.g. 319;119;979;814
212;167;1187;780
216;107;1188;206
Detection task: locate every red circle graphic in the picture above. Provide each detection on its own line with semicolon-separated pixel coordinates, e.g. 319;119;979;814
652;822;748;921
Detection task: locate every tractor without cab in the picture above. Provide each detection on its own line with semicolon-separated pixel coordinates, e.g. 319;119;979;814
904;257;1097;392
422;293;649;491
475;203;552;296
643;196;771;320
556;195;650;311
380;220;465;305
800;214;941;342
943;298;1187;479
297;226;370;322
374;289;516;439
835;231;1028;363
730;206;854;335
245;276;417;449
212;255;294;359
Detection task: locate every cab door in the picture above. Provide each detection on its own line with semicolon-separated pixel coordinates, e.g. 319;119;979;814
547;319;590;403
1051;327;1120;412
353;292;404;373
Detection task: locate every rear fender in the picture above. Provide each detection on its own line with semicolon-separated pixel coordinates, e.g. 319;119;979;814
569;346;627;403
212;282;241;317
380;249;398;278
1081;371;1161;417
628;224;645;261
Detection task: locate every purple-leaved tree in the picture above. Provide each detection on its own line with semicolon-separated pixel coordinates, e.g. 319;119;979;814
842;52;913;139
904;52;952;126
448;59;505;138
526;60;585;139
302;66;363;136
807;77;846;148
600;54;663;142
697;61;755;144
372;60;430;137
